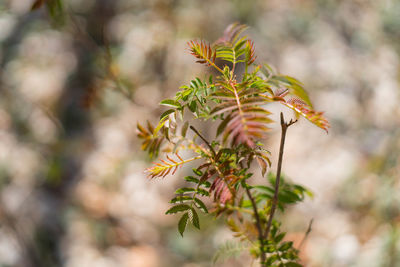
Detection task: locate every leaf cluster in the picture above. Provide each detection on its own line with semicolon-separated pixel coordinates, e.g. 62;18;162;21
165;169;214;236
137;23;328;266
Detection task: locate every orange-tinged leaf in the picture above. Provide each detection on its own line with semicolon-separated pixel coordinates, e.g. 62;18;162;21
187;40;216;67
283;98;330;132
146;155;202;179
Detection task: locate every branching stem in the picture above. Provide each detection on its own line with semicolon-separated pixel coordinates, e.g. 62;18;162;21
264;112;297;243
190;125;236;200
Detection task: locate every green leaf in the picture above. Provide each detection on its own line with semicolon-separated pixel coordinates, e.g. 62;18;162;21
195;77;203;88
274;232;286;243
175;187;196;194
265;245;276;253
160;99;182;109
176;86;193;101
253;185;274;194
190;80;199;89
279;190;301;204
154;115;170;135
166;204;191;214
178;212;189;236
261;64;274;78
234;36;247;52
201;181;211;188
170;196;193;203
184;176;199;183
190;208;200;229
294;184;314;198
194;198;208;213
265;254;279;265
278;241;293;252
281;250;298;260
241;199;253;208
192;168;203;176
256;193;273;202
196;188;210;196
160;109;175;120
188;101;197;112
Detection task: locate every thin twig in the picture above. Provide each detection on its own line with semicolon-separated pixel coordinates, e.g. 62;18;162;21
298;218;313;250
189;126;216;156
67;8;137;104
191;126;236;199
264;112;297;240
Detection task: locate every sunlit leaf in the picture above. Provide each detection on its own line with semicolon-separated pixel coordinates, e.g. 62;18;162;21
166;204;191;215
160;99;181;109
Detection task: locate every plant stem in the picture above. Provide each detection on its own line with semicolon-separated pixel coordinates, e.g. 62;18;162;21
190;126;216;156
264;112;297;243
244;186;266;264
190;125;235;199
298;218;313;250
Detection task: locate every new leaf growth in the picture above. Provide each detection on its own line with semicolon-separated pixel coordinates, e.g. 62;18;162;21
137;23;328;266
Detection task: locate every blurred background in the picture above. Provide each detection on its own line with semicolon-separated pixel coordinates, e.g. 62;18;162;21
0;0;399;266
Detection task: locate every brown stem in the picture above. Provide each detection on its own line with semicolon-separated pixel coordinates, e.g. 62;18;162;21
264;112;296;242
244;186;266;264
